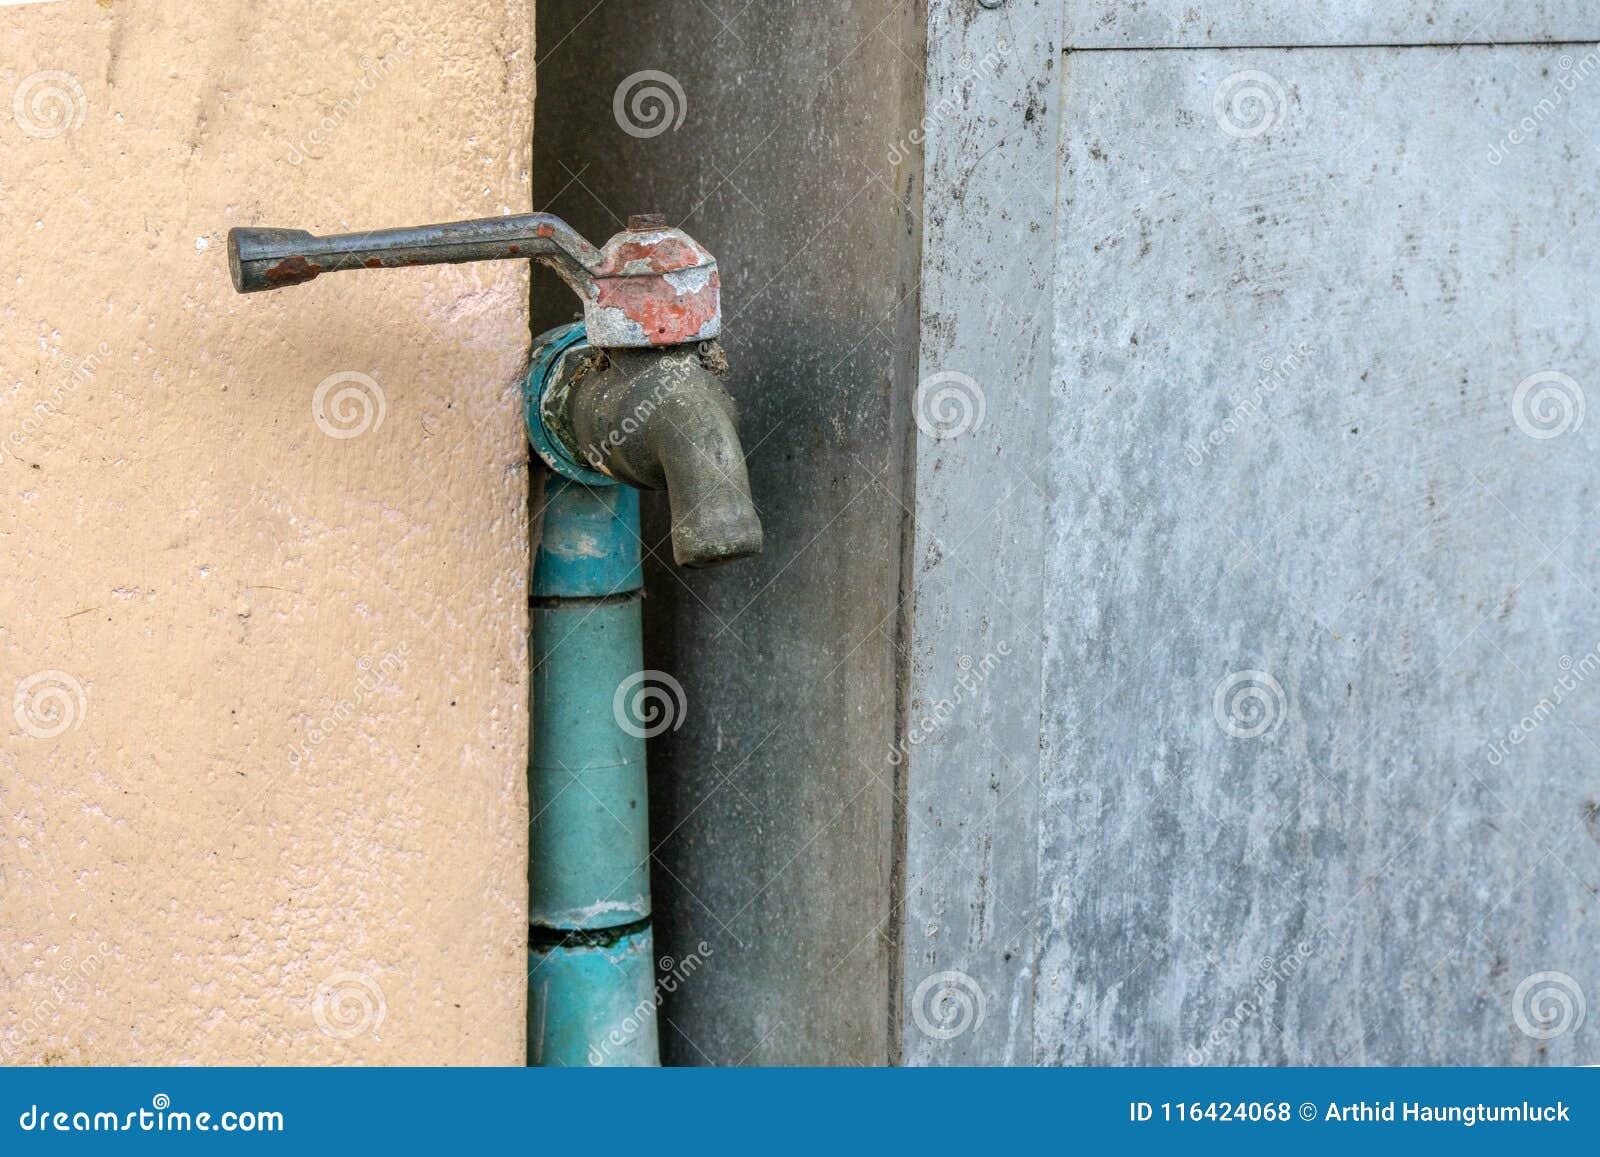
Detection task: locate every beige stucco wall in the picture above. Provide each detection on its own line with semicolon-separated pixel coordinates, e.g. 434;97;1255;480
1;1;532;1063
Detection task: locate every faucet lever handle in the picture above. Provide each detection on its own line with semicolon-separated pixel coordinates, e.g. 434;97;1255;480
228;212;721;350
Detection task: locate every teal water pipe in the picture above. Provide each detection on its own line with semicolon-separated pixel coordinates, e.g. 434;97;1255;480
527;473;656;1066
524;323;761;1066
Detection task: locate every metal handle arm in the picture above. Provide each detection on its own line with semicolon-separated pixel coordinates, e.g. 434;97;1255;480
226;211;721;349
227;213;602;293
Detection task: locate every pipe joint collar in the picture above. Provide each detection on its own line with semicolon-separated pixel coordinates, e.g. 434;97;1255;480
525;323;614;486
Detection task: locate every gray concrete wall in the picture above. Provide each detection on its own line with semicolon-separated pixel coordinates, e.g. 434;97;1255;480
1065;3;1600;48
1033;34;1600;1065
896;0;1059;1066
531;0;925;1065
901;2;1600;1065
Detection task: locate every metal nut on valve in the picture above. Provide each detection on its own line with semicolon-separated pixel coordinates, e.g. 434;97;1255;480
581;215;721;348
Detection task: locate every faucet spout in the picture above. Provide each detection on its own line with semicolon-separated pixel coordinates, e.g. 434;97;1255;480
543;342;763;569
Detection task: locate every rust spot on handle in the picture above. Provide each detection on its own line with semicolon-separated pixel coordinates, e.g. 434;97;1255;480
264;255;322;286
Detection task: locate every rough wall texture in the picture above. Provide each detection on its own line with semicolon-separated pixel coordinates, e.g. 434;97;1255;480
898;0;1057;1066
1037;42;1600;1064
0;1;533;1064
898;2;1600;1065
1065;1;1600;47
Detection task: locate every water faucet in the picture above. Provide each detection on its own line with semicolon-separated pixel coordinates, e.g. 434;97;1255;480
226;209;762;568
533;338;762;568
228;205;760;1067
